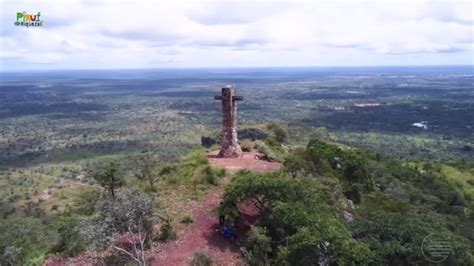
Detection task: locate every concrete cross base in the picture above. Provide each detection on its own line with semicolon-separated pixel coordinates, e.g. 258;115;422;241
217;145;243;158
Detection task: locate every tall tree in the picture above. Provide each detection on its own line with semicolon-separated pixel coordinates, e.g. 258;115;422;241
135;155;158;192
95;162;124;199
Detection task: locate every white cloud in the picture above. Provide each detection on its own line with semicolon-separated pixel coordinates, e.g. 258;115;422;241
0;0;472;70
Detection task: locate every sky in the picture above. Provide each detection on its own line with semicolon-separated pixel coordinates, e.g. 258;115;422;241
0;0;473;71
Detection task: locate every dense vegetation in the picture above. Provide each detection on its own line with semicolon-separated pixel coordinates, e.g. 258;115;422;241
0;147;225;265
220;139;474;265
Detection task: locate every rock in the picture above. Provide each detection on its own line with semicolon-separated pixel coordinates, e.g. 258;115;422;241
342;211;353;221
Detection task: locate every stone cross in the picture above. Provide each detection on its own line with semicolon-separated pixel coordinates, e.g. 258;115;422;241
214;85;243;158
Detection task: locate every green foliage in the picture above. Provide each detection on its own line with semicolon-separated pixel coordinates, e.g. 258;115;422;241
156;219;177;242
351;211;474;265
241;140;253;152
255;141;283;162
70;190;102;215
160;147;225;187
97;188;158;235
74;187;166;254
285;139;376;202
245;226;272;265
238;127;269;141
180;215;194;224
0;217;58;266
25;249;47;266
224;138;473;265
220;171;372;265
133;154;159;192
50;216;89;257
94;162;124;199
267;123;288;143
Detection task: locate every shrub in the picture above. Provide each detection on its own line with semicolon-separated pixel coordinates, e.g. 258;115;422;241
71;190;101;215
180;215;194;224
191;165;225;187
190;250;213;266
50;216;89;257
97;188;157;234
267;123;288;143
241;140;253;152
157;220;177;242
0;217;58;266
245;226;272;265
203;165;218;186
238;128;268;141
163;147;225;187
255;141;282;162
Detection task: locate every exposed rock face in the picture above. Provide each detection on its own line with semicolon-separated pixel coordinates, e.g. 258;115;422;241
214;86;243;158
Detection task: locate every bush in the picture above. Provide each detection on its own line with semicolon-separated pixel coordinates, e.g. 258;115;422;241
203;166;218;186
157;220;177;242
0;217;58;266
161;147;225;187
255;141;282;162
76;187;166;254
190;250;213;266
97;188;157;235
267;123;288;143
245;226;272;265
180;215;194;224
238;128;268;141
50;216;89;257
241;140;253;152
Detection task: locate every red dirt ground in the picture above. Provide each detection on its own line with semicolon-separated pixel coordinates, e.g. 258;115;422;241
149;151;281;265
44;151;281;266
149;188;259;266
207;150;283;174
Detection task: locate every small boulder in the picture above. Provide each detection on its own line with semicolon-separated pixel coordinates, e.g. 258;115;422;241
342;210;354;221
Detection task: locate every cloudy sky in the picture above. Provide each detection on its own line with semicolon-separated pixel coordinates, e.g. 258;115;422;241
0;0;472;71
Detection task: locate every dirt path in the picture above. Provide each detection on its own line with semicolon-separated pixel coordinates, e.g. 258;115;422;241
150;151;281;265
149;186;242;265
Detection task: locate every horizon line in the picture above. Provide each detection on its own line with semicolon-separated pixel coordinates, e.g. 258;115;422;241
1;64;473;73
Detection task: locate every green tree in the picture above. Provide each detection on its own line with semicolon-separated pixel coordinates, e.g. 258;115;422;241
94;162;124;199
220;171;372;265
134;154;159;192
87;188;166;266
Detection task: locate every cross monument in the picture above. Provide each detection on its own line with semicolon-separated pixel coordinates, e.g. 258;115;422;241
214;85;243;158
